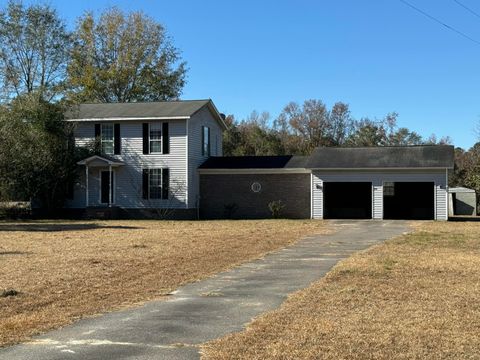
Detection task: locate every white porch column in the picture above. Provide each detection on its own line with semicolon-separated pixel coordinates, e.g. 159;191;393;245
85;165;89;207
109;164;112;207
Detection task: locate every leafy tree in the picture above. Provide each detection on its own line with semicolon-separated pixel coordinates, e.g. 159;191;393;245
67;8;187;103
388;127;423;146
0;1;71;102
346;112;430;147
0;93;78;212
452;143;480;199
346;118;388;146
274;100;354;154
223;112;283;156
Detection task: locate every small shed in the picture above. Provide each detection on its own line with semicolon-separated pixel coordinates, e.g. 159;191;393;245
448;187;477;216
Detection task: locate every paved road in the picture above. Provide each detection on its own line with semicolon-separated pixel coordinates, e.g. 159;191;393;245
0;220;409;360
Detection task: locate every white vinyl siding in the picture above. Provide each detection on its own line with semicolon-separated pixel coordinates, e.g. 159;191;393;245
312;170;448;221
187;106;223;208
66;120;187;209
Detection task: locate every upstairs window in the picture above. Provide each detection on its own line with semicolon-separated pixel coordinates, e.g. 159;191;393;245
149;123;162;153
202;126;210;156
101;124;114;154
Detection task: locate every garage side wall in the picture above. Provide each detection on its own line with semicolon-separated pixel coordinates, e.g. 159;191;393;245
200;173;311;219
312;170;448;220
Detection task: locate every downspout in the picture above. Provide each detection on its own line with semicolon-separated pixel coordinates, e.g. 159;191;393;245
185;119;189;210
85;165;89;207
109;164;112;207
446;167;449;220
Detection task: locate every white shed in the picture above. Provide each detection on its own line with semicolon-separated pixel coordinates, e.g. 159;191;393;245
448;187;477;216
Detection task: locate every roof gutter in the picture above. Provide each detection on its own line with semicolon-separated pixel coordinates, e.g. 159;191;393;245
65;116;190;122
308;167;454;170
198;168;311;174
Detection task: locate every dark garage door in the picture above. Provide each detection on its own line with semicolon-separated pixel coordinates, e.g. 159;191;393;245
383;182;434;220
323;182;372;219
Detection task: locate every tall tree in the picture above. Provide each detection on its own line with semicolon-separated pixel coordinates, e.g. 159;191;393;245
0;1;71;102
223;112;283;156
67;8;187;103
274;100;354;154
346;113;428;147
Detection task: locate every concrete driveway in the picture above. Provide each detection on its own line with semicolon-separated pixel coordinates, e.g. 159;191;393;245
0;220;409;360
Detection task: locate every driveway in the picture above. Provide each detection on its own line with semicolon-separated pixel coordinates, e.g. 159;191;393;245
0;220;409;360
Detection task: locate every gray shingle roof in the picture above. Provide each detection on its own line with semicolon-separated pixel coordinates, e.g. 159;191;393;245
65;100;212;120
305;145;454;169
200;146;454;170
199;156;309;169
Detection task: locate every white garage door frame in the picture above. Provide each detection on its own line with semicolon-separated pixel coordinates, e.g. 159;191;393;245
311;169;448;221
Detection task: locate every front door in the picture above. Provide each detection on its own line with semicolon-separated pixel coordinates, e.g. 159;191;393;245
100;171;114;204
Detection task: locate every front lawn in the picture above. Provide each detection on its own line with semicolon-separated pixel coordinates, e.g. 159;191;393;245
202;221;480;359
0;219;327;347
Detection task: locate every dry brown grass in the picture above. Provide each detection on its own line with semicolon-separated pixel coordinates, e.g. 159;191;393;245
202;221;480;360
0;219;328;347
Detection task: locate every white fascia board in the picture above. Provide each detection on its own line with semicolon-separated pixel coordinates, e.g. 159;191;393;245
66;116;190;122
198;168;311;174
309;167;451;171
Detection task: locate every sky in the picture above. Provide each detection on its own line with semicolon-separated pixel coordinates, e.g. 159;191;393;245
9;0;480;149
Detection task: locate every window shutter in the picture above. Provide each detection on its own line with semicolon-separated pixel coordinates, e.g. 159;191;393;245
142;169;149;199
201;126;205;156
162;122;169;154
162;168;169;200
94;124;101;138
143;123;149;154
114;124;121;155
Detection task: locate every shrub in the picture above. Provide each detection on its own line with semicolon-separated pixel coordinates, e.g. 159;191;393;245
224;203;239;219
268;200;285;219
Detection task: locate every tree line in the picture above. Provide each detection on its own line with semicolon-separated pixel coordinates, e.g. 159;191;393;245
223;100;451;156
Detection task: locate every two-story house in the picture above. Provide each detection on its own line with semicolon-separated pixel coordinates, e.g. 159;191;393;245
65;99;454;221
65;100;226;218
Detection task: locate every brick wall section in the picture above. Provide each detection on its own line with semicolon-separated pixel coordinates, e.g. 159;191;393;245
199;173;311;219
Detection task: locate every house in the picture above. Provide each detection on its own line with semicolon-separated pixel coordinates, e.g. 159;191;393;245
65;100;226;218
199;146;454;220
66;100;455;220
448;187;477;216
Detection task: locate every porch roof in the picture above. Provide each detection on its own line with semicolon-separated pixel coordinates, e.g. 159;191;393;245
77;155;125;167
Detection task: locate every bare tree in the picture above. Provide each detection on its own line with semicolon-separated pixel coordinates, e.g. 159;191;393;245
0;1;71;101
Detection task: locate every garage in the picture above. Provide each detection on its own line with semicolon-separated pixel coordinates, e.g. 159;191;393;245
323;182;372;219
383;182;434;220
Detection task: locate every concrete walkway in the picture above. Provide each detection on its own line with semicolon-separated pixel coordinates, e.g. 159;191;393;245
0;220;409;360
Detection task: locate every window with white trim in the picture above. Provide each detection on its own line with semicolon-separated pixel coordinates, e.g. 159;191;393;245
149;123;162;153
202;126;210;156
149;169;162;199
101;124;114;154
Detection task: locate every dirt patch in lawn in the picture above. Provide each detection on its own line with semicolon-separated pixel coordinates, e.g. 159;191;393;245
202;221;480;360
0;219;328;347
